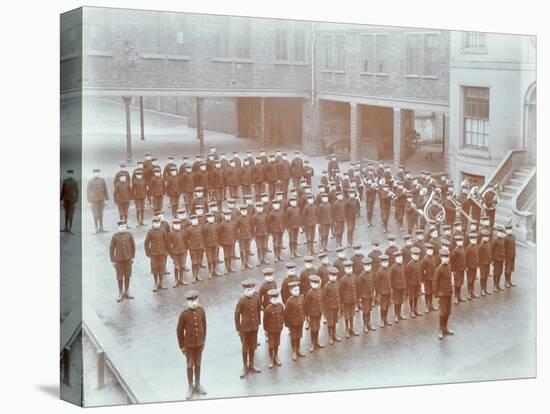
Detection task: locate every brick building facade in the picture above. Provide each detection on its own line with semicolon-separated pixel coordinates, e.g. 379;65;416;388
61;7;453;170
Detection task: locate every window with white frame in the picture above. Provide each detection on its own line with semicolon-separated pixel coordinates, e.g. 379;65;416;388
360;35;373;72
334;35;345;70
464;32;487;48
234;18;250;58
376;35;387;72
294;28;306;62
321;35;332;70
215;17;229;57
424;34;438;75
275;24;288;60
463;87;490;148
406;34;422;75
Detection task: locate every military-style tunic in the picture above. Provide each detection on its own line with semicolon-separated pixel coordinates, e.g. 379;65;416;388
433;263;453;316
263;302;285;347
321;281;340;326
235;295;262;351
420;255;436;295
304;288;323;331
285;295;305;340
177;306;207;367
144;227;169;274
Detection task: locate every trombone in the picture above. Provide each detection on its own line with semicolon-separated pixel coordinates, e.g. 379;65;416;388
446;192;476;223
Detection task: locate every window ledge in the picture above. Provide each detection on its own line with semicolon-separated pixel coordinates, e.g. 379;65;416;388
360;71;373;76
166;54;190;61
234;58;253;64
292;61;309;66
321;69;332;73
421;75;438;80
405;74;420;78
86;50;113;57
333;70;346;74
140;53;165;60
274;60;292;66
212;57;233;63
461;46;488;55
458;147;491;160
374;72;388;77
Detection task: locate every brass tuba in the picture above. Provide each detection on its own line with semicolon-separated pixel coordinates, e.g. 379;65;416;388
423;190;446;224
481;185;500;211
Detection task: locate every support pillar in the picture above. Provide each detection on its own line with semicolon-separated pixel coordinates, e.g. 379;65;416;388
302;98;322;156
443;112;450;174
350;102;359;163
97;350;105;390
260;97;266;148
139;96;145;141
196;97;204;154
393;107;402;167
122;96;133;164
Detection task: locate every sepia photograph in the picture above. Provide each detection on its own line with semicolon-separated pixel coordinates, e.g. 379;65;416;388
59;6;536;407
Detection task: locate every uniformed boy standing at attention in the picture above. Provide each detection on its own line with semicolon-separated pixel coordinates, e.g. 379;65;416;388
322;267;342;344
478;229;492;296
176;290;207;400
304;274;325;352
465;233;480;300
340;260;359;337
144;215;170;291
504;223;517;288
263;288;285;368
235;278;262;378
375;255;392;328
492;225;506;292
433;248;455;340
168;219;188;287
285;281;306;361
356;257;376;333
109;220;136;302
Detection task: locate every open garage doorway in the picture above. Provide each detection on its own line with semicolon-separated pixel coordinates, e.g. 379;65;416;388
236;97;303;148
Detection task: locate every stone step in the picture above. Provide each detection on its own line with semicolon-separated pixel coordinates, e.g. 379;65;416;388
508;178;524;186
503;184;521;193
500;191;515;200
515;167;534;174
512;172;530;180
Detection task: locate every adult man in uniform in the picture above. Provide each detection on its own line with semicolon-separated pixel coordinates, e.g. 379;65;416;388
332;191;346;248
290;150;304;190
166;166;180;218
433;248;454;339
317;193;332;252
87;168;109;234
177;290;207;399
60;169;79;234
345;188;359;247
235;278;262;378
109;220;135;302
149;167;165;214
179;163;194;212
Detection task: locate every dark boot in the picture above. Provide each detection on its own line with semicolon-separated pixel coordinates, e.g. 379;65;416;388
116;279;124;302
350;318;359;336
152;274;159;292
123;277;134;299
274;346;282;366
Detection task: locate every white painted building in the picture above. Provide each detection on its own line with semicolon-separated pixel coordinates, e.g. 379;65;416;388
448;31;536;186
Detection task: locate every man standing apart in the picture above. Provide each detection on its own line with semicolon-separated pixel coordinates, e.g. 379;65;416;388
176;290;207;400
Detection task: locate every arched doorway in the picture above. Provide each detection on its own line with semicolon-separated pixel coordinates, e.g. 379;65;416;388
524;83;536;165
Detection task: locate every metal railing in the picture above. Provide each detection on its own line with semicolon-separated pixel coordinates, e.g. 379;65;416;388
480;149;527;192
82;305;159;404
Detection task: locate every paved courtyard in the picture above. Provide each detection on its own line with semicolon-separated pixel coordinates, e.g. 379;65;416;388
61;99;536;406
